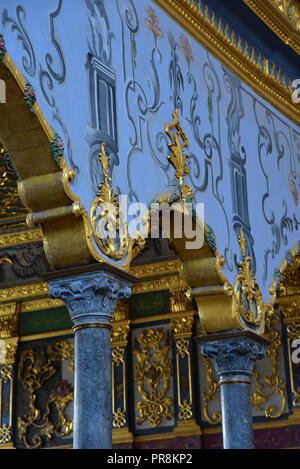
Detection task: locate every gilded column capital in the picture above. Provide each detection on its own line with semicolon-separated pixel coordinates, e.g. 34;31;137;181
48;270;132;330
170;312;194;338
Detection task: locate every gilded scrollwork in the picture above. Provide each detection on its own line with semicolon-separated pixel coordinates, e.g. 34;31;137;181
112;346;127;429
200;308;286;424
175;338;193;421
90;143;146;264
200;352;222;425
17;340;74;449
0;363;13;446
250;308;287;418
133;328;173;427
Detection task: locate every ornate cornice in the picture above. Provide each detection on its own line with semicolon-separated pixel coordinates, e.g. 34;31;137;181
243;0;300;55
154;0;300;125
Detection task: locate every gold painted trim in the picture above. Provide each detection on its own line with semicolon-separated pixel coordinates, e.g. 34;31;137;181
0;282;49;303
3;55;53;142
172;419;202;436
154;0;300;125
19;329;73;342
129;259;181;279
20;298;64;313
132;274;188;294
0;229;42;248
112;427;134;444
243;0;300;56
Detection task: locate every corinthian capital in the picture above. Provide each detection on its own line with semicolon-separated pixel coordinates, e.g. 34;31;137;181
48;270;132;329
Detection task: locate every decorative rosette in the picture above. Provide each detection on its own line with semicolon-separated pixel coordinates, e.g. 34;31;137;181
24;81;36;113
51;133;64;168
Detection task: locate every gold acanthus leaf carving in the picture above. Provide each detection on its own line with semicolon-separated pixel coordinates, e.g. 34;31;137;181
170;287;193;315
165;109;190;186
170;313;194;337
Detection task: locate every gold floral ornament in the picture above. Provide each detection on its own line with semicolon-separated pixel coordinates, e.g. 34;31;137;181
90;143;146;263
145;6;164;49
134;328;173;427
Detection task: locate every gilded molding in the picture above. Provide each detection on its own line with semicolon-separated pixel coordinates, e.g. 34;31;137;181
0;282;49;303
132;274;189;295
243;0;300;55
154;0;300;125
129;259;181;278
0;229;43;248
20;298;64;313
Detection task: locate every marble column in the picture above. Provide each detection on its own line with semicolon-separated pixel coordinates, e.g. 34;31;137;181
197;330;268;449
47;266;133;449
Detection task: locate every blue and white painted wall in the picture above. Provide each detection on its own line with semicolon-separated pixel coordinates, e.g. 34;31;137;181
1;0;300;301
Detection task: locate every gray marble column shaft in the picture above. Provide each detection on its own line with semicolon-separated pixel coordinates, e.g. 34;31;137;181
48;268;132;449
198;331;268;449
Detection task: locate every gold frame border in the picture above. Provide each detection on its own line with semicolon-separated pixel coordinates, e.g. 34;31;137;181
243;0;300;56
0;229;43;249
153;0;300;125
